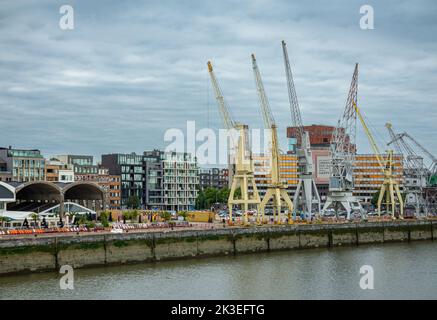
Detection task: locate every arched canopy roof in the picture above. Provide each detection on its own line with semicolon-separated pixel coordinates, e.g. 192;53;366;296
0;181;15;201
15;181;62;202
62;181;104;201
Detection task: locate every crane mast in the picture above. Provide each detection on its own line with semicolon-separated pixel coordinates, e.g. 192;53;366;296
207;61;260;224
354;102;404;219
322;64;363;219
282;40;320;221
251;54;294;224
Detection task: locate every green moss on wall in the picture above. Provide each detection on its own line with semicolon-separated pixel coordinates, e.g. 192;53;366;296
0;245;55;256
57;242;104;251
155;236;197;245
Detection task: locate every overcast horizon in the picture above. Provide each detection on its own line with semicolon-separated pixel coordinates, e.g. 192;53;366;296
0;0;436;165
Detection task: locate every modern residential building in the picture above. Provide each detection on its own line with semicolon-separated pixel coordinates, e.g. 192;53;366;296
101;153;144;208
45;159;74;183
199;168;229;190
162;151;199;211
56;155;99;176
0;159;12;182
102;150;199;211
0;147;45;182
143;150;164;210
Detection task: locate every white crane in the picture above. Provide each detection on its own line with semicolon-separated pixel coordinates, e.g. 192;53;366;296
282;40;320;221
322;64;363;220
387;127;437;215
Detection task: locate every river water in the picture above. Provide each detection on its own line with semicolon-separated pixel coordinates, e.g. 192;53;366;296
1;241;437;300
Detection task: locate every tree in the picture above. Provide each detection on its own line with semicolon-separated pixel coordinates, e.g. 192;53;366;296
159;211;172;221
30;213;40;227
0;216;8;228
99;211;110;228
178;211;188;221
371;190;380;207
196;187;241;210
126;195;140;209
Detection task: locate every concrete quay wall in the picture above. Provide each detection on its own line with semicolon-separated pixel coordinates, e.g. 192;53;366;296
0;220;436;275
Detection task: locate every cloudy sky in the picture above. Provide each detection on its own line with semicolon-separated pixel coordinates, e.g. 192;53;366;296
0;0;436;164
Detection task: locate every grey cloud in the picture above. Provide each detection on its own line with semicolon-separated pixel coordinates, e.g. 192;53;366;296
0;0;435;164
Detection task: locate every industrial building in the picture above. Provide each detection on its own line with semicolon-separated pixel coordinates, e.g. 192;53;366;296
353;154;404;203
252;153;298;200
74;167;122;210
286;125;336;200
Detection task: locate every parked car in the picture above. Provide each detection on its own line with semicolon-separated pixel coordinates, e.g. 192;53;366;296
234;210;243;216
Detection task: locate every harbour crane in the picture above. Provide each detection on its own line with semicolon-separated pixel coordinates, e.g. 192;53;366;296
392;132;437;185
282;40;321;221
251;54;294;224
354;102;404;219
385;123;426;216
387;126;437;215
322;64;363;220
207;61;261;224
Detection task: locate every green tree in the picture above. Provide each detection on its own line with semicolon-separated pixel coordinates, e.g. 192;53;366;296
126;195;140;209
196;189;206;209
371;189;381;207
99;211;110;228
30;213;40;227
178;211;188;221
159;211;172;221
0;216;8;227
196;187;240;209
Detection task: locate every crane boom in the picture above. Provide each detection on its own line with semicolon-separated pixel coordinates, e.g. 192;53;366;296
282;41;304;145
251;53;279;182
400;133;437;164
207;61;236;130
353;101;386;170
251;54;275;129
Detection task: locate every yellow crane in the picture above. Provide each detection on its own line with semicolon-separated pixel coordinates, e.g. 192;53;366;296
251;54;294;224
207;61;261;224
353;101;403;219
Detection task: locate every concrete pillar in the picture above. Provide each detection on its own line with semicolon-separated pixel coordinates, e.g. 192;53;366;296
59;194;64;220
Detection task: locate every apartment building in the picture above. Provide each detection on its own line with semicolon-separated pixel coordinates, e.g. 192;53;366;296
56;155;99;176
45;159;74;183
199;168;228;190
102;150;199;211
162;151;199;211
0;147;45;182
